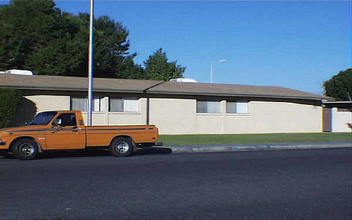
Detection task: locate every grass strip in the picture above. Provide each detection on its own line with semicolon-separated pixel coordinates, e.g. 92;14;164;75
159;133;352;146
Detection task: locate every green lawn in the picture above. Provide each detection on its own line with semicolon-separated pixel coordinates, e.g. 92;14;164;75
159;133;352;146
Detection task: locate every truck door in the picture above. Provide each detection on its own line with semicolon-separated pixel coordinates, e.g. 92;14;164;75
45;113;85;149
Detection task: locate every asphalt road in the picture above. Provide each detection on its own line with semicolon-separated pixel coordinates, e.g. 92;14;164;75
0;148;351;220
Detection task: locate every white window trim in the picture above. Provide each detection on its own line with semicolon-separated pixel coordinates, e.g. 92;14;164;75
226;101;250;115
196;100;221;114
71;96;103;112
109;97;140;113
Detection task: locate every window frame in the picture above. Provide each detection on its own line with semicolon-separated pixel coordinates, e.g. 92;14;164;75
109;97;139;113
196;100;221;114
70;96;102;112
226;101;249;114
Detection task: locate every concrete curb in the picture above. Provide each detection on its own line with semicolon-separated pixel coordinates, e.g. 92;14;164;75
166;142;352;154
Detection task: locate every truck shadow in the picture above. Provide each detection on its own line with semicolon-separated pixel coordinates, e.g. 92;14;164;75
38;147;172;159
134;147;172;156
0;147;173;160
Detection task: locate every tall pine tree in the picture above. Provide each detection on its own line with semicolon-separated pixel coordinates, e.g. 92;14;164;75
144;48;185;81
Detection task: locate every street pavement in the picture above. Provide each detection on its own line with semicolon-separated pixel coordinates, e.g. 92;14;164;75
0;148;351;219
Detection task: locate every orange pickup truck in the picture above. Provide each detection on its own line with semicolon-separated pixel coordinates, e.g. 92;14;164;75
0;110;161;160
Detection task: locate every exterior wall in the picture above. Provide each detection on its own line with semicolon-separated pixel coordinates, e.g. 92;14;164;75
238;101;322;134
150;99;322;134
107;98;147;126
82;98;146;126
149;98;196;134
331;108;352;132
22;94;323;134
24;95;146;126
25;95;70;112
195;100;225;134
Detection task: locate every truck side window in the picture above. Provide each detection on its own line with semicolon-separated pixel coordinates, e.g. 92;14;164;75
56;113;77;127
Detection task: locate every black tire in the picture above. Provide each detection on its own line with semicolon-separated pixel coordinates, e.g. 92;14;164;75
12;138;38;160
109;137;133;157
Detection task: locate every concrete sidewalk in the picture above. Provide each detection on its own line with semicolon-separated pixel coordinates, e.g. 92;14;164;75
165;142;352;154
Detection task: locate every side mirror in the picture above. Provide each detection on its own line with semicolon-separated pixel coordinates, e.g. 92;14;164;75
347;123;352;129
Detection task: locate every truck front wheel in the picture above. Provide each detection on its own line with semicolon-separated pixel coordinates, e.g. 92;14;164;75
109;137;133;157
12;138;38;160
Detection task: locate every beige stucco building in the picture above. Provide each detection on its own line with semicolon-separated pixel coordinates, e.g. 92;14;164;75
0;74;343;135
323;101;352;133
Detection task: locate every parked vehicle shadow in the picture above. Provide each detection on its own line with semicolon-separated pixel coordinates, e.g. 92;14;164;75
0;153;15;159
134;147;172;156
36;150;111;159
0;147;173;160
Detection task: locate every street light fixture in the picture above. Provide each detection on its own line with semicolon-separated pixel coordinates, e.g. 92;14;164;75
210;59;226;83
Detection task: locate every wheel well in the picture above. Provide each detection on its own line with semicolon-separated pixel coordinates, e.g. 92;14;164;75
110;135;132;145
9;137;39;152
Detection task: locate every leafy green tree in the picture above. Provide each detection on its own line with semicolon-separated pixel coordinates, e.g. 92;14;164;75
0;0;142;78
91;14;140;78
324;68;352;101
26;12;83;76
115;56;145;79
0;88;22;128
0;0;66;71
144;48;185;81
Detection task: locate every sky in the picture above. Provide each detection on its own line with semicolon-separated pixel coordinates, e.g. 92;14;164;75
1;1;351;95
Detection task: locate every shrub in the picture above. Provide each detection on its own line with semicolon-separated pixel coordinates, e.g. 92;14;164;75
0;88;22;128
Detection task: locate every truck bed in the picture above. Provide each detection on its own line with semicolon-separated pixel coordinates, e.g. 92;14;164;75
85;125;159;147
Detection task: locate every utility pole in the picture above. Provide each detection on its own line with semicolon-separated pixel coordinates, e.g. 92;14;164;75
87;0;94;126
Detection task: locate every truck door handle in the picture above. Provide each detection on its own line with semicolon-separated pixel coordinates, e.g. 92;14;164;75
51;127;62;133
72;127;79;132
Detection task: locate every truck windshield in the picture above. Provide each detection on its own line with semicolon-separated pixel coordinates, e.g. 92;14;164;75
28;111;58;125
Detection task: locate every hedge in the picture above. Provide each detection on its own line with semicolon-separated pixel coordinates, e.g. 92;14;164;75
0;88;22;128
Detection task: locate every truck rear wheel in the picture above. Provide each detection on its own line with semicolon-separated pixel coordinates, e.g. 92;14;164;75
12;138;38;160
109;137;133;157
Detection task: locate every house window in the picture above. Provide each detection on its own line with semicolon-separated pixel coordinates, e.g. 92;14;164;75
226;102;248;114
109;98;139;112
71;97;102;112
196;101;220;113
